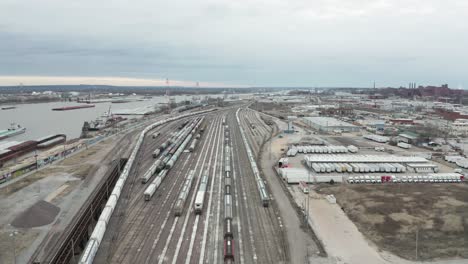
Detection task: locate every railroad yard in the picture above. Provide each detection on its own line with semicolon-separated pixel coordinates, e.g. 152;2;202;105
92;107;288;263
5;94;468;264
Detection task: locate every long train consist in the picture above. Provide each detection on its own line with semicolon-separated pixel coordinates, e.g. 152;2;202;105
78;109;214;264
141;117;204;184
236;108;270;207
143;117;204;200
223;119;235;263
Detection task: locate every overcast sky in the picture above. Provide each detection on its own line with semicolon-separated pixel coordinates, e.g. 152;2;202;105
0;0;467;87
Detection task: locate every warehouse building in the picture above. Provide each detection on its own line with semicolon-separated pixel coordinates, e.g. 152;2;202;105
304;154;428;164
303;117;360;132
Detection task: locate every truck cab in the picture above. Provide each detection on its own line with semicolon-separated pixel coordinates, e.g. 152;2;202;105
364;175;371;183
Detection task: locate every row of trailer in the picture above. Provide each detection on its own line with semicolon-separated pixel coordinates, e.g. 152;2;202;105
308;162;408;173
287;145;358;156
223;119;235;263
143;117;204;201
444;155;468;169
363;134;390;143
348;173;464;184
79;108;214;264
236;108;269;207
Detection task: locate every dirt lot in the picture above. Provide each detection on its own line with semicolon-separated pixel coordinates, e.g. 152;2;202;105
316;183;468;261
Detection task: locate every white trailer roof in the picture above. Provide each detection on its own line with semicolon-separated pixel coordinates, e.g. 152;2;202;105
406;163;438;168
304;154;428;163
303;117;356;127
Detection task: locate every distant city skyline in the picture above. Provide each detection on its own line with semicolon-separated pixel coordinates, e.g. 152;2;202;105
0;0;467;88
0;75;460;90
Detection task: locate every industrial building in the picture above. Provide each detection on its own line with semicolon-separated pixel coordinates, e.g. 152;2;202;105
302;117;360;132
304;154;428;164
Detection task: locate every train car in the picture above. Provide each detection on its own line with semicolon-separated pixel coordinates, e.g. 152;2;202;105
178;120;189;130
225;165;231;173
225;175;232;186
189;139;198;152
224;194;233;219
194;171;209;214
260;187;269;207
152;148;161;158
162;154;172;165
174;170;195;216
144;178;159;201
224;218;233;238
174;199;184;216
224;237;234;261
152;132;160;139
225;185;231;195
155;161;165;174
169;144;178;156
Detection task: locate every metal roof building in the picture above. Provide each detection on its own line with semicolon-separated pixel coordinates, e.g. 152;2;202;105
303;117;360;132
304;154;428;163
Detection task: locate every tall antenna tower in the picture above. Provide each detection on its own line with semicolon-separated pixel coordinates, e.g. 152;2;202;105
165;78;170;96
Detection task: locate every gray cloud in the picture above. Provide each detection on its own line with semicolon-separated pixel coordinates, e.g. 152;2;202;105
0;0;467;87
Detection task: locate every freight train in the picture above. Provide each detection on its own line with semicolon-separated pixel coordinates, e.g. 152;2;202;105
194;169;209;214
223;129;235;263
142;117;204;190
174;169;195;216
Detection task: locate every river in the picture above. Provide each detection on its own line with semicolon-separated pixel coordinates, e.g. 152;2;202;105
0;93;245;143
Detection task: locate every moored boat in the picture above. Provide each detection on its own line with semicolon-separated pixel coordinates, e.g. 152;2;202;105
0;124;26;140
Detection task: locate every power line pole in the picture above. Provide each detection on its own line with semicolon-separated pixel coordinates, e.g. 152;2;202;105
10;230;18;264
415;228;419;260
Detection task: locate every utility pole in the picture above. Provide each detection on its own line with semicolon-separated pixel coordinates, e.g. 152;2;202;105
34;150;38;170
415;228;419;260
306;169;311;225
10;230;18;264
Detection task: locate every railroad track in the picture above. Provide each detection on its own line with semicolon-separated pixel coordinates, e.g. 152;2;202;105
89;107;288;264
95;113;222;263
229;108;288;263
